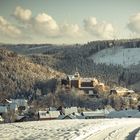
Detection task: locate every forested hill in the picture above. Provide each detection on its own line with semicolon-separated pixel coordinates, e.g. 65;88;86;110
0;39;140;110
0;39;140;91
1;39;140;55
0;48;64;102
29;39;140;91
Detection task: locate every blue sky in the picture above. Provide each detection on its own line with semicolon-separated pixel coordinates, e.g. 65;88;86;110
0;0;140;44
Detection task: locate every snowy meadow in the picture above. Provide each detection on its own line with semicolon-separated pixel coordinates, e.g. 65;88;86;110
0;119;140;140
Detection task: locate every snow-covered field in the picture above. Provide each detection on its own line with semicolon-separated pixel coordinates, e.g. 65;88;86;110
90;47;140;67
0;119;140;140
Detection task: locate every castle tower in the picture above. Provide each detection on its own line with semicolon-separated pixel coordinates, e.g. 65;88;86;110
74;67;80;78
74;71;80;78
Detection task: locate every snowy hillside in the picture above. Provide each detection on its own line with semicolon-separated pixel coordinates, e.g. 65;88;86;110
0;119;140;140
90;47;140;67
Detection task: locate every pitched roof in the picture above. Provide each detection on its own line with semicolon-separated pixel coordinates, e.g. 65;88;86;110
107;109;139;118
39;110;60;119
58;114;77;119
64;107;78;115
82;110;105;117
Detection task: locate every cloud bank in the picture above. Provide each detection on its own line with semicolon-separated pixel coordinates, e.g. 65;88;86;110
0;6;125;43
34;13;59;37
14;6;32;22
127;13;140;34
0;16;21;38
84;17;115;39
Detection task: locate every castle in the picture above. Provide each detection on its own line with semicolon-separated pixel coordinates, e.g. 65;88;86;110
61;71;99;95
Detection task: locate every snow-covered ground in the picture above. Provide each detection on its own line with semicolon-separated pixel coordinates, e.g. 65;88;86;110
28;46;50;50
0;119;140;140
90;47;140;67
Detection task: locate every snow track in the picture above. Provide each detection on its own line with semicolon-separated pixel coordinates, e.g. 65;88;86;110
135;129;140;140
0;119;140;140
86;120;140;140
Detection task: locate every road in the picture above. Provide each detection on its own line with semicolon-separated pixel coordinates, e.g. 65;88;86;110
86;119;140;140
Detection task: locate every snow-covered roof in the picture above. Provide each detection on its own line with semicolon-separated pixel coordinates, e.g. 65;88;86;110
82;110;105;117
88;90;94;95
64;107;78;115
11;99;28;107
133;112;140;118
38;111;49;119
0;106;7;113
9;103;18;111
45;107;57;111
82;109;112;117
67;74;98;85
49;107;57;111
111;87;134;93
110;87;135;95
107;109;139;118
80;78;94;82
104;108;115;114
39;111;60;119
49;111;60;118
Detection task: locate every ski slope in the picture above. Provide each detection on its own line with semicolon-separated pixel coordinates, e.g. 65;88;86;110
0;119;140;140
90;47;140;67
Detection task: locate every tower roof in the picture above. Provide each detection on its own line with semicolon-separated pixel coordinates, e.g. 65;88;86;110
74;71;80;78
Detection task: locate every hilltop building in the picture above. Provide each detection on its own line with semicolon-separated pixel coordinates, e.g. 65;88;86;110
110;87;135;96
61;71;99;95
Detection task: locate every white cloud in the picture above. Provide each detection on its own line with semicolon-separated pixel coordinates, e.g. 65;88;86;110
33;13;82;38
0;16;21;38
14;6;32;22
60;23;82;37
83;17;115;39
127;13;140;34
13;7;83;39
1;6;118;43
33;13;59;37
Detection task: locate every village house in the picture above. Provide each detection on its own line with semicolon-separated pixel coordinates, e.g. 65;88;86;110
107;109;140;118
6;99;29;114
110;87;135;96
58;107;86;119
6;99;28;108
0;99;30;122
38;110;60;120
59;107;112;120
81;109;107;119
0;105;7;116
63;107;78;115
10;99;28;109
